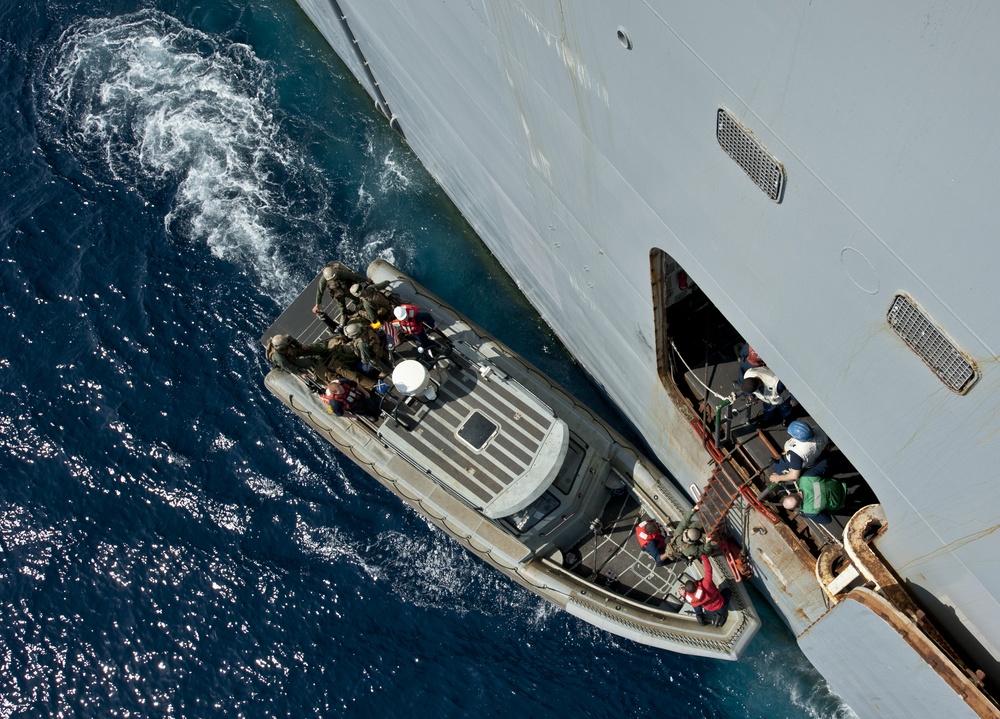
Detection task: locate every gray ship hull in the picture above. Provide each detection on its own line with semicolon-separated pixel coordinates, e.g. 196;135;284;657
291;2;1000;716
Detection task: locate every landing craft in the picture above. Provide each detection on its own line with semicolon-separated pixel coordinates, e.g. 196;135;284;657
262;260;760;659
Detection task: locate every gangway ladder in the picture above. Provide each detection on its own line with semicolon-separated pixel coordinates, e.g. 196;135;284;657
696;460;746;542
694;458;770;582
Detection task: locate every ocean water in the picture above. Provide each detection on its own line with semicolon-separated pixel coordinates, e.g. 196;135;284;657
0;2;857;717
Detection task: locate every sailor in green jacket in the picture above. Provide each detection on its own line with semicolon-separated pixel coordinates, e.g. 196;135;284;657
668;507;716;560
781;475;847;525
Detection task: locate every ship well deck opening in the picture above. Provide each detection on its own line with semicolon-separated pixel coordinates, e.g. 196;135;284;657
650;248;880;552
650;249;1000;707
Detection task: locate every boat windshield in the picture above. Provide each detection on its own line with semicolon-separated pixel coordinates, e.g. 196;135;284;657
502;491;560;533
552;437;586;494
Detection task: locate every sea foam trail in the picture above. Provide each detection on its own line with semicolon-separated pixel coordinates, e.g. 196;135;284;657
38;10;329;303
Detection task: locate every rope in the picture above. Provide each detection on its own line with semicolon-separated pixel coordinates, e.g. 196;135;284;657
669;340;737;404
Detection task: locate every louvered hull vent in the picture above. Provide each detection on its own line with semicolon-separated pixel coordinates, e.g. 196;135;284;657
717;108;785;202
887;294;978;394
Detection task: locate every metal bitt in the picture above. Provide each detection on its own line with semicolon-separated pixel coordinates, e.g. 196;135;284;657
714;399;732;447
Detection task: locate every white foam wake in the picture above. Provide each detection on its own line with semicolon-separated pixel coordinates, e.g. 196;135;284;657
39;10;329;302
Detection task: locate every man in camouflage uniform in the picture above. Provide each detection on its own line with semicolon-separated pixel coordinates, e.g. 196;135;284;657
349;280;398;325
312;261;367;323
667;507;717;560
323;334;374;389
266;334;332;384
343;322;393;377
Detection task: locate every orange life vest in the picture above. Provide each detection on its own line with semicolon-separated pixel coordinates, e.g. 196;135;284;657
681;555;725;611
322;382;359;408
635;521;665;550
395;304;423;334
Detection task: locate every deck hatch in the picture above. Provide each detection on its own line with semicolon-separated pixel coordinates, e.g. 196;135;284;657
887;295;978;393
458;411;499;450
716;108;785;201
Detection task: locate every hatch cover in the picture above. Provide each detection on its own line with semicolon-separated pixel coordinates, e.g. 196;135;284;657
457;411;499;450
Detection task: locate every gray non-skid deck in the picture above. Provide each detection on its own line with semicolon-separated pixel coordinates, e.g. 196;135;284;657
565;490;691;612
378;352;557;508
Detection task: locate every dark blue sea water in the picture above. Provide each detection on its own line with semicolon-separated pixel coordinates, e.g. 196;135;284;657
0;2;856;717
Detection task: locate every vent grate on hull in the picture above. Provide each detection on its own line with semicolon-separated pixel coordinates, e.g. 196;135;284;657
716;108;785;201
887;295;978;394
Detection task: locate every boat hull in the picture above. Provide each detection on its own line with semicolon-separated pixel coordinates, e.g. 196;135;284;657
263;260;760;660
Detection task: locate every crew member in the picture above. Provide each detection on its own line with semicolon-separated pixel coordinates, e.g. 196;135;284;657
679;554;731;627
313;262;367;322
266;334;331;381
321;379;380;420
389;304;436;348
635;519;673;566
741;365;797;424
350;281;398;324
768;421;829;484
343;322;393;376
671;507;716;559
781;474;847;525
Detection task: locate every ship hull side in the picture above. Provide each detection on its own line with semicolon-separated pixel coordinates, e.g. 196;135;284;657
293;1;1000;714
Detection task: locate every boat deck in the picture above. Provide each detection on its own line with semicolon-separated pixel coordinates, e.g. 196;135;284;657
564;490;694;614
261;263;762;658
378;348;558;509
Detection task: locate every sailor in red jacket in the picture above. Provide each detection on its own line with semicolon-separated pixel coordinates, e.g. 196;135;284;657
679;554;732;626
635;519;673;566
389;304;436;348
321;379;380;420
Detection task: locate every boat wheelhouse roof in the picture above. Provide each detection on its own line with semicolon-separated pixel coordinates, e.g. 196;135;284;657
378;348;569;519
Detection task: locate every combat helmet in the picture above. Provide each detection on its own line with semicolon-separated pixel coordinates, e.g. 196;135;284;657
322;264;340;282
272;334;292;350
683;527;702;544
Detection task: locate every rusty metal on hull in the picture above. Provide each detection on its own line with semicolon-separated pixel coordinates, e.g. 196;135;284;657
807;505;1000;716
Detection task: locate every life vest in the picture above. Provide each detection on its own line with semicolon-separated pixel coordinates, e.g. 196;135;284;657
395;304;424;334
783;426;829;469
635;521;665;550
743;367;784;405
681;581;725;612
322;382;359;408
799;475;847;514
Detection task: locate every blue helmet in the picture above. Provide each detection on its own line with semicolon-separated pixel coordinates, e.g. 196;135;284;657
787;420;813;441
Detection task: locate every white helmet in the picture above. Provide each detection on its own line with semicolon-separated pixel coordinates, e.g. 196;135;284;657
393;306;408;321
344;323;363;338
322;265;337;281
782;495;801;510
350;283;363;297
272;334;291;350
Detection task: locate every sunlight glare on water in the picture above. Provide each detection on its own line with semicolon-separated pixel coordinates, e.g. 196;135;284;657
0;3;859;717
